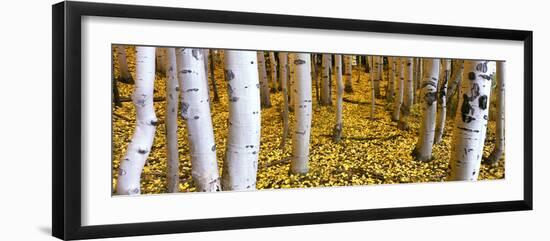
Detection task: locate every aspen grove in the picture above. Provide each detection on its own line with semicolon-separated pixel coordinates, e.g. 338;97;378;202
112;46;505;195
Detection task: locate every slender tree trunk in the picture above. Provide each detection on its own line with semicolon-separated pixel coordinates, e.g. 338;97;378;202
392;58;404;121
333;55;344;142
386;57;395;103
320;54;331;105
446;60;465;118
257;51;271;108
449;60;493;181
288;54;296;112
279;52;290;149
290;53;313;174
268;52;278;92
176;48;221;192
372;56;382;98
112;53;122;107
356;56;362;83
312;54;320;103
221;50;261;190
116;46;157;195
209;50;220;102
116;45;134;84
485;61;505;164
398;57;414;130
368;56;376;120
156;47;167;75
344;55;353;93
434;59;451;144
164;48;180;193
413;58;440;161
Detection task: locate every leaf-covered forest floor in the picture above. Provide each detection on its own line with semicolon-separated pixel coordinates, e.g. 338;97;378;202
112;48;504;194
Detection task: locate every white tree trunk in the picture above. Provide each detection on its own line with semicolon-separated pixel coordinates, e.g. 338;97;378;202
116;46;157;195
386;57;395;102
333;55;344;142
486;61;505;164
291;53;313;174
320;54;331;105
398;57;414;130
165;48;179;193
278;52;290;148
257;51;271;108
176;48;221;192
116;45;133;84
344;55;353;93
392;58;404;121
221;50;261;190
414;58;440;161
268;51;278;91
434;59;451;144
449;60;493;181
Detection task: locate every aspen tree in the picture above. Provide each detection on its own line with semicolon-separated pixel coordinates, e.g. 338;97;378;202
291;53;313;174
414;58;440;161
165;48;179;193
449;60;493;181
486;61;505;164
344;55;353;93
434;59;452;144
333;55;344;142
398;57;414;130
257;51;271;108
176;48;220;192
279;52;290;148
392;58;404;121
320;54;331;105
116;46;157;195
222;50;262;190
115;45;134;84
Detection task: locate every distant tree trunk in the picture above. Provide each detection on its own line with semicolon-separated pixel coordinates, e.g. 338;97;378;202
312;54;320;103
320;54;331;105
279;52;290;149
176;48;220;192
268;52;278;92
398;57;414;130
116;46;157;195
156;47;167;75
290;53;313;174
449;60;493;181
413;58;440;161
288;54;296;111
344;55;353;93
372;56;382;98
434;59;451;144
115;45;134;84
333;55;344;142
221;50;261;190
112;53;122;108
164;48;179;193
356;56;362;83
392;58;404;121
209;50;220;102
386;57;395;103
368;56;376;120
447;60;464;118
257;51;271;108
485;61;505;164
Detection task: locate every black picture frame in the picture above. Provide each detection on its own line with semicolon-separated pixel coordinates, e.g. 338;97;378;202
52;1;533;240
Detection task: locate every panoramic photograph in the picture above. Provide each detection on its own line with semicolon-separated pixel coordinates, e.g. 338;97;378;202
111;45;505;195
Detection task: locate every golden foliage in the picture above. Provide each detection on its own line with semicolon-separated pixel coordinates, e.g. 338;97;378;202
112;48;504;194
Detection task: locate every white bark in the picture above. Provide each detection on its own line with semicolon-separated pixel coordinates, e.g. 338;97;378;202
344;55;353;93
414;58;440;161
487;61;505;164
288;54;296;111
333;55;344;142
449;60;493;181
257;51;271;107
221;50;261;190
386;57;395;102
320;54;331;105
434;59;451;144
398;57;414;130
176;48;220;192
116;46;157;195
116;45;133;84
278;52;290;148
392;58;404;121
372;56;381;98
291;53;313;174
165;48;179;193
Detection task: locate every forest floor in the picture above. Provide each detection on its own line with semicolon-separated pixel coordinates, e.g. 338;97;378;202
112;49;504;194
